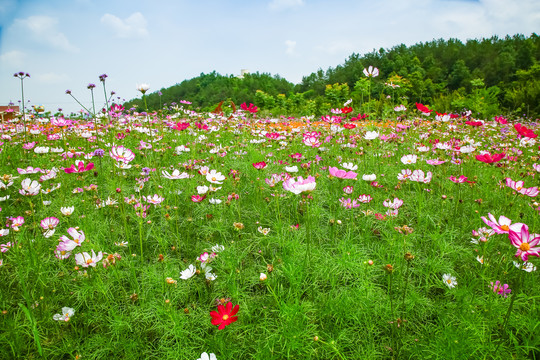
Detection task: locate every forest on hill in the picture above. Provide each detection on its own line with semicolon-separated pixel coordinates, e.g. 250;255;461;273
124;33;540;118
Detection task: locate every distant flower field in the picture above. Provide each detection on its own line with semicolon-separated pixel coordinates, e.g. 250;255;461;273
0;96;539;359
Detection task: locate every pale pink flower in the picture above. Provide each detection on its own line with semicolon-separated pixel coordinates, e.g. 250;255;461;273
357;194;373;203
481;213;524;235
329;166;357;179
397;169;412;181
383;198;404;209
283;176;316;195
75;250;103;268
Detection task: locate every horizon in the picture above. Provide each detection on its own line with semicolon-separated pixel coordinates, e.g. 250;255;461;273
1;0;539;114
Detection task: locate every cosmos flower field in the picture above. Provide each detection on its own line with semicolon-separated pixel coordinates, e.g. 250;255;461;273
0;101;539;359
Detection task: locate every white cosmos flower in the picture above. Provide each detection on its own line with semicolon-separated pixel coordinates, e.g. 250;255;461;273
341;162;358;170
364;131;379;140
197;185;209;194
209;198;222;204
362;174;376;181
53;307;75;322
211;244;225;253
197;352;217;360
162;169;190;179
60;206;75;216
136;83;150;94
180;264;196;280
285;166;298;173
442;274;457;289
206;170;225;184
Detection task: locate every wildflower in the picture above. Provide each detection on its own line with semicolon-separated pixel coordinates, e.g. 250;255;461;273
19;178;41;196
191;195;206;203
197;352;217;360
210;302;239;330
397;169;412;181
63;160;95;174
476;256;484;264
357;194;373;203
426;159;446;165
505;178;539;197
400;154;417;165
61;206;75;216
136;83;150;94
40;217;60;238
252;161;267;169
329;166;357;179
448;175;475;184
233;222;244;230
110;145;135;163
162;169;190;179
481;213;523;234
343;185;354;194
144;194;164;205
58;228;85;251
260;273;267;281
241;102;258;113
206;170;226;184
383;198;404;209
443;274;457;289
362;174;376;182
341;162;358;171
363;66;379;77
75;250;103;268
283;176;316;194
508;224;540;262
364;131;379;140
53;307;75;322
490;281;511;297
513;261;536;272
285;166;299;173
339;197;360;209
166;277;177;285
476;152;505;164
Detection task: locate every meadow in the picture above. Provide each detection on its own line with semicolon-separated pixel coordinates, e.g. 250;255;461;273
0;96;539;359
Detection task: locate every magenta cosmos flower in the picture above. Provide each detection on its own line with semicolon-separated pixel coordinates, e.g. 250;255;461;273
481;213;524;235
508;224;540;262
63;160;94;174
505;178;539;197
329;166;357;179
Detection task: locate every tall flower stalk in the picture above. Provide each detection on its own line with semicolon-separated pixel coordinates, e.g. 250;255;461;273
14;72;30;144
363;66;379;119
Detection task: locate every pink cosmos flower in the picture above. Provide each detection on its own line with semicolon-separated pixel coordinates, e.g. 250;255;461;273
426;159;446;165
508;224;540;261
448;175;475;184
339;197;360;209
191;195;206;203
400;154;417;165
490;281;511;298
397;169;412;181
110;145;135;163
58;227;86;251
144;194;164;205
505;178;539;197
357;194;373;203
283;176;316;195
63;160;94;174
329;166;357;179
476;152;505;164
252;161;267;170
343;186;354;194
481;213;524;235
18;166;42;175
410;170;432;184
303;136;320;148
19;178;41;196
383;198;403;209
40;217;59;230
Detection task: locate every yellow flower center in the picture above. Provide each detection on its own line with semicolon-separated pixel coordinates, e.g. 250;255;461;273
517;187;522;191
222;315;229;320
500;225;509;231
520;243;530;251
86;259;93;264
446;279;452;284
212;177;217;181
49;224;54;230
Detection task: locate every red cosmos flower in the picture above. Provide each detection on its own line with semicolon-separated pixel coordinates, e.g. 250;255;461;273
415;103;432;115
343;123;356;129
195;122;209;130
350;113;368;121
172;122;190;131
465;120;483;127
341;106;353;114
476;152;505;163
252;161;267;170
494;116;508;124
210;302;239;330
514;123;537;138
64;160;95;174
241;103;258;114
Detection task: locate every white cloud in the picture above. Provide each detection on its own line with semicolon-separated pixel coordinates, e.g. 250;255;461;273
101;12;149;39
269;0;304;11
0;50;25;66
12;16;79;52
285;40;296;54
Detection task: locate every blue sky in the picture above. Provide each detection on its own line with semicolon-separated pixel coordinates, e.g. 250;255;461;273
0;0;539;114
